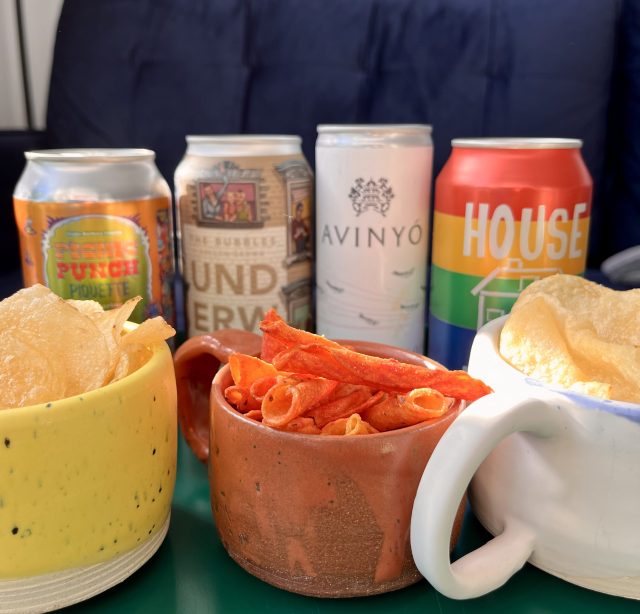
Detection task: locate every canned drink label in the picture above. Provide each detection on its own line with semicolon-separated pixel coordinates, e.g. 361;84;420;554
316;146;432;353
177;157;313;336
430;191;591;331
13;197;174;323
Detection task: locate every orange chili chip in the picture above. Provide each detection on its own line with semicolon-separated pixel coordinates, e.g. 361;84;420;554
321;413;379;436
280;416;321;434
362;390;449;432
261;377;338;428
259;309;341;354
221;310;492;435
244;409;263;421
405;388;453;419
307;383;374;427
250;375;278;403
224;385;262;413
260;331;288;363
229;354;277;387
273;343;492;401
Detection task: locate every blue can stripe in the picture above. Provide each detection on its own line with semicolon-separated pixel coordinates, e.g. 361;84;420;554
427;314;476;371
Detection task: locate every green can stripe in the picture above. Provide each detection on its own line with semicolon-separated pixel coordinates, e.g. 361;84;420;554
429;264;558;330
429;266;479;329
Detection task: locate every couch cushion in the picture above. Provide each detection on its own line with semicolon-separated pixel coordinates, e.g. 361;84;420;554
47;0;632;265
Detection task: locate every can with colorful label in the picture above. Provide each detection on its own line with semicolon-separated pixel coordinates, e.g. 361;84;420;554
315;125;433;353
174;135;313;337
13;149;174;323
428;138;592;369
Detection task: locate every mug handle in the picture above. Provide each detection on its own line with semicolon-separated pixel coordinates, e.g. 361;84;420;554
173;330;262;462
410;393;566;599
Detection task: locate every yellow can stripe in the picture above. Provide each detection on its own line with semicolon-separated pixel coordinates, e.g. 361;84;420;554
431;211;589;277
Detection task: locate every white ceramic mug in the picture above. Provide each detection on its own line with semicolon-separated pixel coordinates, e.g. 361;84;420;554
410;315;640;600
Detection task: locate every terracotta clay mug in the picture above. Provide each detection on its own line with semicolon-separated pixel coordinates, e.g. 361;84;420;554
174;331;466;598
411;315;640;600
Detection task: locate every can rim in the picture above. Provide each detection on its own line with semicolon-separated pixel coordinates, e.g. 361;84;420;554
317;124;432;135
451;137;582;149
25;148;156;162
186;135;302;145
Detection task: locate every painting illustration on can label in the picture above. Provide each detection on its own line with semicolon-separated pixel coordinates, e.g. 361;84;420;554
178;158;312;336
316;146;431;353
14;197;174;323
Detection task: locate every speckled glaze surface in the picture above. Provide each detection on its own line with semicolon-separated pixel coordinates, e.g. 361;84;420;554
0;332;177;581
175;332;465;598
411;315;640;601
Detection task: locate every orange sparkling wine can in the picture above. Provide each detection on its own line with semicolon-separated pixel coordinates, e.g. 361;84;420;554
428;138;592;369
13;149;175;323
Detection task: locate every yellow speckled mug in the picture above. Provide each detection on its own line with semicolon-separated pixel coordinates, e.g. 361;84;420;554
0;325;177;614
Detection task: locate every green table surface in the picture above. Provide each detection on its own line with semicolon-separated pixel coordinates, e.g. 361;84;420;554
62;435;636;614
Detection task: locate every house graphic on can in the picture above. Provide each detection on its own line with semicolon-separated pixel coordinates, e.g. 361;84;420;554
470;258;561;329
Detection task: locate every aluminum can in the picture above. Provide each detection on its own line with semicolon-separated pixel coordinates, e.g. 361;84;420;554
13;149;174;323
174;135;313;337
428;138;593;369
315;125;433;353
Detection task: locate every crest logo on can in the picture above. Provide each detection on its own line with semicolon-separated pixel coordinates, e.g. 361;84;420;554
348;178;395;217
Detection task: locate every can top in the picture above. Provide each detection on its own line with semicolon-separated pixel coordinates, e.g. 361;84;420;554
25;148;156;162
451;137;582;149
317;124;432;148
185;135;302;157
317;124;432;134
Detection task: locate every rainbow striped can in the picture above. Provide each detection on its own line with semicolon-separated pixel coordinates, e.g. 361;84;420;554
428;138;592;369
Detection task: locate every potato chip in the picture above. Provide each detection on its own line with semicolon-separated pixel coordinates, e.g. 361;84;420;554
499;274;640;403
0;285;111;400
0;330;66;408
111;314;175;382
119;316;175;348
0;285;175;409
71;297;141;381
66;299;104;315
111;345;152;382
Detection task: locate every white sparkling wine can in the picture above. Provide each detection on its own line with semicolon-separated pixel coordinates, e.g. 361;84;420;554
315;125;433;353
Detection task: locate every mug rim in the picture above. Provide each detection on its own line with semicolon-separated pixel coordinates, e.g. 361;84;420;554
478;315;640;412
211;340;466;441
0;322;172;419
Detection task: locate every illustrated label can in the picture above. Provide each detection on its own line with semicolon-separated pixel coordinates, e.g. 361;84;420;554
13;149;174;323
315;125;433;353
428;138;593;369
174;135;313;337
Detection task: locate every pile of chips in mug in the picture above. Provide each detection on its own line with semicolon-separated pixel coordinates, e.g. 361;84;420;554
223;310;492;435
0;284;175;409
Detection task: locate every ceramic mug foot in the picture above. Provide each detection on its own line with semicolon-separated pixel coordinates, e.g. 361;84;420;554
0;514;170;614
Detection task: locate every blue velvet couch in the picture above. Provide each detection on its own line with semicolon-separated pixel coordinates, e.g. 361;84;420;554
2;0;639;277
